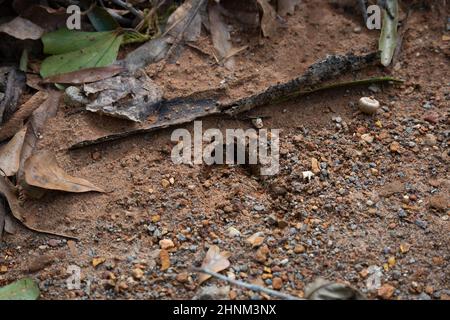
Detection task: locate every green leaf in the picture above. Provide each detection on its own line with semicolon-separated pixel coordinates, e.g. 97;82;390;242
379;0;399;67
40;30;123;78
0;278;40;300
42;29;115;55
87;6;120;31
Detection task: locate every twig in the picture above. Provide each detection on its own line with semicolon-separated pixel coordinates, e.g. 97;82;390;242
110;0;144;19
193;267;302;300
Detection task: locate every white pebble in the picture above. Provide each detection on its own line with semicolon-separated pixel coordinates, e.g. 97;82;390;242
358;97;380;115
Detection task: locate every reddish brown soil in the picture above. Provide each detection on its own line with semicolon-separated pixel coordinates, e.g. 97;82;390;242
0;0;448;300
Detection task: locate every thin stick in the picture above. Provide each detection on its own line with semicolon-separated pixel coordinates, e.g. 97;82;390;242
110;0;144;19
193;267;302;300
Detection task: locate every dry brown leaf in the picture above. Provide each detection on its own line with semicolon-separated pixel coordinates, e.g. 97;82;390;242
256;0;278;38
0;91;48;142
43;65;125;85
208;3;235;69
277;0;301;16
160;249;171;271
0;127;27;176
0;17;44;40
0;176;77;239
24;151;104;193
198;245;231;284
25;74;46;91
20;5;68;32
17;90;61;184
167;0;202;42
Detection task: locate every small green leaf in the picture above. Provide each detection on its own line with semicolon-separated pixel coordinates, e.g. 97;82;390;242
40;30;123;78
42;29;115;55
0;278;40;300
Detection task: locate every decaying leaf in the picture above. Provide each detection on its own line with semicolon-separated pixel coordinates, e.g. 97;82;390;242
40;29;123;78
277;0;301;16
0;67;26;124
0;176;25;224
43;65;125;85
256;0;278;38
24;151;104;193
0;91;48;142
304;278;366;300
208;2;235;69
0;17;44;40
19;5;68;32
17;90;61;185
0;176;76;239
379;0;399;67
198;245;231;284
0;127;27;176
167;0;202;42
83;75;163;122
84;2;120;32
0;278;40;300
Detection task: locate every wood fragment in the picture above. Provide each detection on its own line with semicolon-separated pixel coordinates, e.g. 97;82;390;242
70;52;381;149
0;91;48;142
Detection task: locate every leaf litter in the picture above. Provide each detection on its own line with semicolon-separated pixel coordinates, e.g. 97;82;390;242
198;245;231;284
24;150;104;194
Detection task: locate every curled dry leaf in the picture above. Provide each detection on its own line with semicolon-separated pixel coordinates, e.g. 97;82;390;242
277;0;301;16
42;65;125;85
198;245;231;284
0;127;27;176
24;151;104;193
256;0;278;38
0;17;44;40
0;91;48;142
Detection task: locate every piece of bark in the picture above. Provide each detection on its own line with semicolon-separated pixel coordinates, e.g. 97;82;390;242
0;91;47;142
